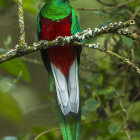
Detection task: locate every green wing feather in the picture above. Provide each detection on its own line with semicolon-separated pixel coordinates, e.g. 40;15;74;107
71;8;82;140
37;12;54;92
37;13;41;33
71;8;82;65
71;8;81;34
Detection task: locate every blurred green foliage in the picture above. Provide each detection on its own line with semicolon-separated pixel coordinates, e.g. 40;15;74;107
0;0;140;140
0;0;14;11
0;34;30;82
0;91;21;122
0;58;30;82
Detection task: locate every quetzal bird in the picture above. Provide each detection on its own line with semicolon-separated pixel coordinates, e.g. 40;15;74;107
37;0;81;140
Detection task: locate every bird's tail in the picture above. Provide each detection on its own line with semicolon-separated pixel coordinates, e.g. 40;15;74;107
72;112;81;140
58;109;72;140
58;108;81;140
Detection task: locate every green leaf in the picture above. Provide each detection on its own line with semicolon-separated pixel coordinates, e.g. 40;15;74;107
108;123;121;135
82;105;88;116
86;98;101;111
92;73;103;86
127;101;140;122
0;92;22;123
121;35;133;48
82;98;101;116
96;87;115;95
0;58;30;82
97;59;110;70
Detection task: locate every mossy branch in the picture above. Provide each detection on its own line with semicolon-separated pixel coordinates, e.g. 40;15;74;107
18;0;26;48
0;20;140;74
74;42;140;74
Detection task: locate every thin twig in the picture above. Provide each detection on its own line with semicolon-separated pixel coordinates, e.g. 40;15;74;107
34;128;60;140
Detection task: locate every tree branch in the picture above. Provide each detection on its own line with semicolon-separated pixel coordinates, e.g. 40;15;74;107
0;20;139;60
74;42;140;74
0;19;140;74
18;0;26;48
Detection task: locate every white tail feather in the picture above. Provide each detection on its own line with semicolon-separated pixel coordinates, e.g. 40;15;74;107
68;58;79;114
51;63;71;116
51;58;79;116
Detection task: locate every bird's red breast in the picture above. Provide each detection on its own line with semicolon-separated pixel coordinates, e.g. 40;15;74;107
40;13;76;76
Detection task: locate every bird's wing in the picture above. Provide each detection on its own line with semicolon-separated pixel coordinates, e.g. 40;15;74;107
37;12;41;40
68;8;81;114
37;12;54;91
71;8;82;64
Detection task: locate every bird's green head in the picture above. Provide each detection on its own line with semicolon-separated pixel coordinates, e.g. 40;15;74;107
41;0;71;20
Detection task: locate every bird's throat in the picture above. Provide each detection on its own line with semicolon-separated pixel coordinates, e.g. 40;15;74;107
41;0;71;21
